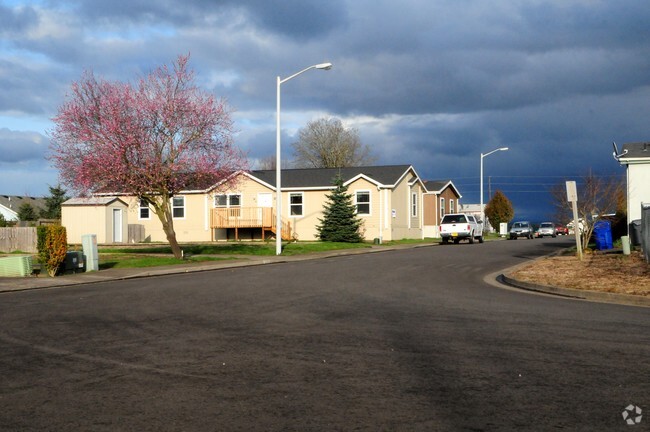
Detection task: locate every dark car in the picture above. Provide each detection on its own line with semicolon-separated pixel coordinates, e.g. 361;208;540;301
508;221;534;239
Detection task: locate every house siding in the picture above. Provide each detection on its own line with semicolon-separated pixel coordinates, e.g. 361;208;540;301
388;173;423;240
62;200;128;244
61;166;433;244
628;164;650;221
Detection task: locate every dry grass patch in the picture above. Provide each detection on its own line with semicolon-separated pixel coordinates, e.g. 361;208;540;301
509;250;649;296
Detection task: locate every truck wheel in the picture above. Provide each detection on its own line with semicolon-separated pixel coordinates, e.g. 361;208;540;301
453;238;460;244
442;237;449;244
469;234;475;244
478;236;484;243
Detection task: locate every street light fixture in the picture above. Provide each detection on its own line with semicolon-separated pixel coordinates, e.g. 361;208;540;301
276;62;332;255
480;147;509;232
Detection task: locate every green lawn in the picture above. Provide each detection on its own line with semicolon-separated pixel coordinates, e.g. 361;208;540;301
93;241;378;269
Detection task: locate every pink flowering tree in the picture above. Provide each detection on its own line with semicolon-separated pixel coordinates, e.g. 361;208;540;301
50;55;247;259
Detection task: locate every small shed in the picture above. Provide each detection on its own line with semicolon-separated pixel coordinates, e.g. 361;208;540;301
62;197;129;244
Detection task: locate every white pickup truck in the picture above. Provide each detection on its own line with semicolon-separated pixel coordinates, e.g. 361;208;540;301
439;213;484;244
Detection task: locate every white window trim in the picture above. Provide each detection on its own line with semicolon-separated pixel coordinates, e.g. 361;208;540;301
139;199;151;220
355;190;372;216
440;197;445;218
450;198;455;214
288;192;304;217
172;196;186;220
411;192;418;218
214;193;242;208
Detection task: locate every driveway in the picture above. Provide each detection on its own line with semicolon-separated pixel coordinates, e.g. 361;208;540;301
0;238;648;431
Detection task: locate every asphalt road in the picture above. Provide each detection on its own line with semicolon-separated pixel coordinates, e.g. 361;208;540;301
1;238;648;431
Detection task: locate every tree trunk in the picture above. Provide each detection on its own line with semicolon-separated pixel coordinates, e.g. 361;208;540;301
153;201;183;259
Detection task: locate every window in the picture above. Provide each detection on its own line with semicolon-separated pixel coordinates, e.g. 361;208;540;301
139;199;150;220
450;199;455;214
215;194;227;207
440;197;446;218
411;192;418;217
289;193;303;216
172;196;185;219
214;194;241;207
356;191;370;215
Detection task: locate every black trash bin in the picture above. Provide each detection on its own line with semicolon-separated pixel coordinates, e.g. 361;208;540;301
629;220;642;246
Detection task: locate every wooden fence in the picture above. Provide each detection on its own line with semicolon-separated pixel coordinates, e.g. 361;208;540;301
0;227;38;253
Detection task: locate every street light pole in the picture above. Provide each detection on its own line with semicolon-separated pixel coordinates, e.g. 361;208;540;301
276;63;332;255
480;147;509;232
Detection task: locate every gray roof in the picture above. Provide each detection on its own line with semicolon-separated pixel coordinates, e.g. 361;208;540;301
0;195;46;214
620;142;650;160
249;165;416;188
423;180;450;192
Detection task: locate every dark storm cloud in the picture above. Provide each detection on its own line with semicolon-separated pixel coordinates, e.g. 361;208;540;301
70;0;347;39
0;0;647;215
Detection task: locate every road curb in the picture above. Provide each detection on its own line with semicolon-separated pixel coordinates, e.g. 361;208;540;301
497;258;650;308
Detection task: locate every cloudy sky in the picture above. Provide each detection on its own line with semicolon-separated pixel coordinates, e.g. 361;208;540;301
2;0;649;221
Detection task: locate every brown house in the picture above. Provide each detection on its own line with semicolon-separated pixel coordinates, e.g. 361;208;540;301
422;180;462;238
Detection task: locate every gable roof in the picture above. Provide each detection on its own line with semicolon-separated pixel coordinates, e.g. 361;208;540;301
0;195;46;216
62;197;128;206
423;180;462;197
618;142;650;163
246;165;419;190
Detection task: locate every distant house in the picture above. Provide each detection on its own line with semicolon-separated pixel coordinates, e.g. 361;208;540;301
60;165;469;244
422;180;462;238
0;195;46;221
615;142;650;223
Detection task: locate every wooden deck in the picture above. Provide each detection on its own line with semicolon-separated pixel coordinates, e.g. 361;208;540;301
210;207;295;240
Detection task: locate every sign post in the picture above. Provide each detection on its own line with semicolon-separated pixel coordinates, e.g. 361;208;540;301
566;181;583;261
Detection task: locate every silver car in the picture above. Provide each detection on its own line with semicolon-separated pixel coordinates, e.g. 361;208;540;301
537;222;556;238
509;221;534;239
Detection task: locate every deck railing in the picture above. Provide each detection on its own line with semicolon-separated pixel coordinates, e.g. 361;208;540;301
211;207;295;240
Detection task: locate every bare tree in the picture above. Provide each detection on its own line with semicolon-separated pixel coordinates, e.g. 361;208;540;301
292;118;376;168
549;173;625;251
256;155;277;170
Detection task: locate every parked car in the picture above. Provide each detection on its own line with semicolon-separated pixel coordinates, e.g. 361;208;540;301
508;221;534;239
555;224;569;235
439;213;484;244
536;222;556;238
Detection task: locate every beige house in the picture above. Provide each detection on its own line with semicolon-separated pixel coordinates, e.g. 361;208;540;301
61;165;461;244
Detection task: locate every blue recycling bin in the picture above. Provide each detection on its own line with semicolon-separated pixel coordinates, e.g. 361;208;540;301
593;220;613;250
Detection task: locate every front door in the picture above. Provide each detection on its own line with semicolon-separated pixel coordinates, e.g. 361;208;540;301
112;208;123;243
258;193;273;226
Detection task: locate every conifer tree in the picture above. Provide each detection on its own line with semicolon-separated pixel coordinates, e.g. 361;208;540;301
316;175;364;242
41;184;68;219
17;202;38;221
